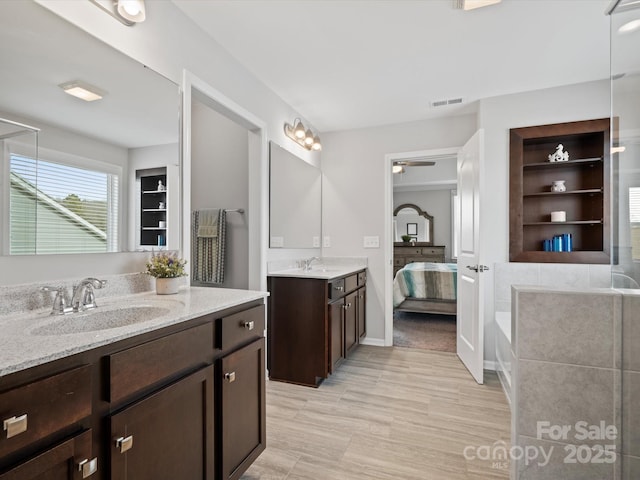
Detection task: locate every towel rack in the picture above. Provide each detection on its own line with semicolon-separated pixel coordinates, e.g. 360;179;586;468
225;209;245;214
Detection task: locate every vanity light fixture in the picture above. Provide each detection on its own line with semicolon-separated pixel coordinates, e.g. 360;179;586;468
89;0;146;27
59;81;106;102
284;118;321;151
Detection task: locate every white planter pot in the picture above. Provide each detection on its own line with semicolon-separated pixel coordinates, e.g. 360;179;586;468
155;277;181;295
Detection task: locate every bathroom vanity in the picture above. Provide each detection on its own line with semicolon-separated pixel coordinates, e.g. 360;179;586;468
267;266;366;387
0;287;267;480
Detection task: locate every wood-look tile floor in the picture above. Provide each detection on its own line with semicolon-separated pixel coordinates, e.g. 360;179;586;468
241;345;511;480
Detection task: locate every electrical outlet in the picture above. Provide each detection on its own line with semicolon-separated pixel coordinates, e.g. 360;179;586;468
323;236;331;248
312;236;320;248
363;236;380;248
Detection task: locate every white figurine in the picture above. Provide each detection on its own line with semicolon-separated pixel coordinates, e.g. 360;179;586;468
157;180;165;191
548;144;569;162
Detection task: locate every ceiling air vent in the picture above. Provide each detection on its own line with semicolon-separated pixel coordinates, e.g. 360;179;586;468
431;97;464;108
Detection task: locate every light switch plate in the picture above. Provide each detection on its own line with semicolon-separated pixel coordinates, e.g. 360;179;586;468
323;236;331;248
363;236;380;248
312;236;320;248
270;236;284;248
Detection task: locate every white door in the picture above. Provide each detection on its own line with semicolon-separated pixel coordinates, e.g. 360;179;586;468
456;130;485;384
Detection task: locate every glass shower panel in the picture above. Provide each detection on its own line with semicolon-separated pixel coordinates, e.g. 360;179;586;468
610;2;640;478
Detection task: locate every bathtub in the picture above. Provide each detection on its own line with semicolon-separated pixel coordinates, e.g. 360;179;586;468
495;311;512;405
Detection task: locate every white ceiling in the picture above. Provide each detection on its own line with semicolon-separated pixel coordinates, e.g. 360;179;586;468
172;0;612;133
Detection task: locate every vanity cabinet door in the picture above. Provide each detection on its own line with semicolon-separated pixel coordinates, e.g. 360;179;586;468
344;292;358;357
110;366;214;480
0;430;95;480
219;338;266;480
357;286;366;341
329;300;344;373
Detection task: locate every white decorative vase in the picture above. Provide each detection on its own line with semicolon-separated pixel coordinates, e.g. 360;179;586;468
551;180;566;192
155;277;180;295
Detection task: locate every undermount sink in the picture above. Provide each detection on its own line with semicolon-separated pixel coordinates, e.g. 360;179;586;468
31;305;170;335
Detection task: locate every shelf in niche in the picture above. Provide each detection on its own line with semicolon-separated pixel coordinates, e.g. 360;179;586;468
142;208;167;212
523;188;603;197
142;190;167;194
522;157;603;169
142;227;167;231
523;220;603;226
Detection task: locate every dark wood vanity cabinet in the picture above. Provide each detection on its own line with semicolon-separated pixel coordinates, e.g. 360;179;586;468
268;269;366;387
0;299;266;480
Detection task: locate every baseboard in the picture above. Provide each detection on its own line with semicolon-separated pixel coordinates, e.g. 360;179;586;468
484;360;497;371
360;337;385;347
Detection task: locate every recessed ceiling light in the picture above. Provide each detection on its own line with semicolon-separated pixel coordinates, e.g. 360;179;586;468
618;18;640;33
59;81;106;102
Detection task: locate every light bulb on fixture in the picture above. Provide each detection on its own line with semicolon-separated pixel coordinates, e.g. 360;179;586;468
312;136;322;151
294;120;306;139
392;165;404;174
304;129;314;146
117;0;146;22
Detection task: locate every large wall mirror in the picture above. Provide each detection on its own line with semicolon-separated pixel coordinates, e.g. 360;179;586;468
0;2;179;255
269;142;321;249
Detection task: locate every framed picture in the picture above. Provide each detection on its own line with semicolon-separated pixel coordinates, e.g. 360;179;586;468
407;223;418;235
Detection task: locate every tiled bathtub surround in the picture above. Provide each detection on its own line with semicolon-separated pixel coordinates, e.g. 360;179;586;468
511;285;635;479
494;263;612;313
0;272;158;317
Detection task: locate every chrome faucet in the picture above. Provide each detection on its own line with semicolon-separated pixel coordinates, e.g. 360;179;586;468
71;278;107;312
41;286;73;315
302;257;320;272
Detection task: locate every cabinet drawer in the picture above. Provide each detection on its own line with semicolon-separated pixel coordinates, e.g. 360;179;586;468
423;255;444;263
108;323;212;403
0;366;91;459
219;305;265;351
393;257;404;266
357;271;366;286
422;247;443;255
397;247;422;255
345;274;358;293
328;278;345;300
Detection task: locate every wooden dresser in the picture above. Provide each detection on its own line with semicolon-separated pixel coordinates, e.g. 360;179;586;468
393;243;446;276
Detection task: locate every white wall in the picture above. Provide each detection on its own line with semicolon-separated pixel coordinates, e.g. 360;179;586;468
394;189;453;259
190;99;249;289
478;79;610;365
322;114;477;342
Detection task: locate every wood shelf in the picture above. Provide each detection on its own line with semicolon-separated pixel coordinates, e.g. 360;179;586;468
142;189;167;194
509;118;610;264
523;188;602;197
138;170;168;248
522;157;603;169
142;208;167;212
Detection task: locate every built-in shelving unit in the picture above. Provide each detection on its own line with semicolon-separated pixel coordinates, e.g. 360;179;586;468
138;168;168;249
509;118;610;264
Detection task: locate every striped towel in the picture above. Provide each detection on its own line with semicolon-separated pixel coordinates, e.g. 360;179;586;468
192;209;226;284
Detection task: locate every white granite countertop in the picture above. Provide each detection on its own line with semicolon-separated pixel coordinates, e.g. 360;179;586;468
267;265;365;280
0;286;268;378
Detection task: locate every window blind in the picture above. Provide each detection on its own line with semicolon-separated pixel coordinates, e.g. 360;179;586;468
9;154;118;255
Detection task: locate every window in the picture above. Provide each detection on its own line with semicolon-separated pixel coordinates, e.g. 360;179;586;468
630;187;640;261
8;150;119;255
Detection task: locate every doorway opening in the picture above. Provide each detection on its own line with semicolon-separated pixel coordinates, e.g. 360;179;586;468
384;148;459;352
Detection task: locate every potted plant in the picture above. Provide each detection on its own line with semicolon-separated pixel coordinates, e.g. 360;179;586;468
145;251;187;294
401;235;412;245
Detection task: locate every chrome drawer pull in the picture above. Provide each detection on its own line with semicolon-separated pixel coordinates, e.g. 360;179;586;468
3;414;27;439
334;286;344;291
242;320;255;331
78;458;98;478
116;435;133;453
224;372;236;383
